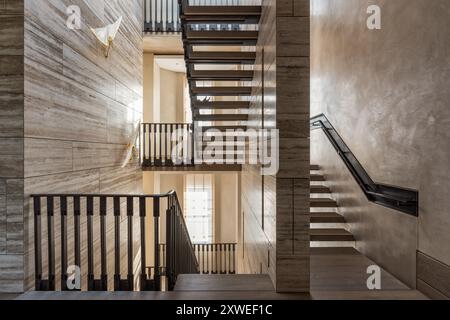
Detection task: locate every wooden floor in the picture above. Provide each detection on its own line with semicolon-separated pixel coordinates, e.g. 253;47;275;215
12;248;427;300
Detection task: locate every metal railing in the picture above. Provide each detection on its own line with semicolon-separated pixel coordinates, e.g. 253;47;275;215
144;0;181;33
311;114;419;217
144;0;249;33
32;191;199;292
141;123;195;167
154;242;237;275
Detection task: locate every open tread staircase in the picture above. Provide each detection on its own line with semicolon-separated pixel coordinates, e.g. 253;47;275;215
310;165;356;248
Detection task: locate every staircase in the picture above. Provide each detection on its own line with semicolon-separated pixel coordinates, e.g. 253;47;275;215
179;1;261;139
310;165;356;248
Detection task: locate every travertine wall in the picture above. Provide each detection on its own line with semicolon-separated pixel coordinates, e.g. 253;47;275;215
0;0;144;293
0;0;24;293
311;0;450;294
241;0;310;292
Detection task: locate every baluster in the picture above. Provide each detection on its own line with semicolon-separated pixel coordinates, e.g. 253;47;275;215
232;244;236;274
74;196;81;280
153;197;161;291
113;197;121;291
100;196;108;290
60;196;68;290
169;124;173;165
153;124;157;165
166;196;174;290
159;124;163;165
139;197;147;291
127;197;134;291
214;243;218;274
142;123;147;165
165;124;169;164
46;196;55;290
228;244;231;274
87;196;94;290
33;196;43;290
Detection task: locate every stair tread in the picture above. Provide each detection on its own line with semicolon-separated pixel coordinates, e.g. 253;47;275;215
310;164;320;171
184;6;262;16
192;87;252;96
185;31;259;45
200;125;247;132
311;212;346;223
190;70;254;81
310;198;338;208
188;51;256;64
310;228;355;241
310;185;330;193
193;101;250;109
311;174;326;181
196;114;249;121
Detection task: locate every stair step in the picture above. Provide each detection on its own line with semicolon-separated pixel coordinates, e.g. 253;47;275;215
200;126;247;133
310;164;320;171
185;31;259;45
310;198;338;208
310;229;355;242
311;174;326;182
188;51;256;64
196;114;249;122
190;70;254;81
311;212;346;223
310;185;330;194
193;101;250;110
192;87;252;96
182;6;261;24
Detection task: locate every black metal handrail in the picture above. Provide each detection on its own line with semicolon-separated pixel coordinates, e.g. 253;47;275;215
31;190;198;292
311;114;419;217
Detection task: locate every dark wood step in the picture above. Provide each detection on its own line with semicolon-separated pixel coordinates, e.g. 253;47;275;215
192;87;252;96
311;164;320;171
193;101;250;110
182;6;261;24
311;174;326;182
310;198;338;208
310;229;355;242
195;114;248;122
311;212;346;223
188;51;256;64
310;185;331;194
190;70;254;81
185;31;259;45
200;125;247;132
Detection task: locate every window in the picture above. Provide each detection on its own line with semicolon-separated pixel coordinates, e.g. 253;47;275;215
183;174;214;244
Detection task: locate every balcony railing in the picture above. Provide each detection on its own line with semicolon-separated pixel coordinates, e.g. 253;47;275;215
141;123;195;167
154;243;237;275
144;0;247;33
32;191;198;292
144;0;181;33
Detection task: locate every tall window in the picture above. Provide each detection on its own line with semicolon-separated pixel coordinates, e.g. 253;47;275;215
183;174;214;244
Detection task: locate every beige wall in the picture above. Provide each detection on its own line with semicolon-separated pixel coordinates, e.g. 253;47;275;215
1;0;144;293
215;173;239;243
0;0;24;293
160;69;185;123
311;0;450;289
